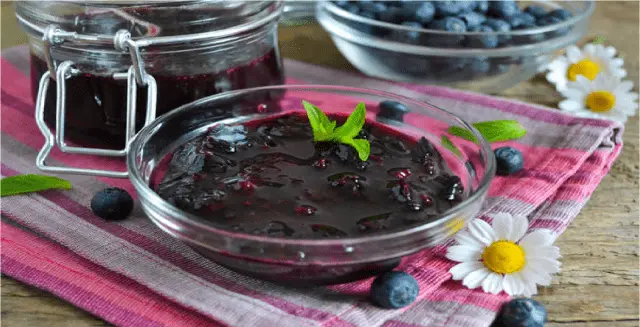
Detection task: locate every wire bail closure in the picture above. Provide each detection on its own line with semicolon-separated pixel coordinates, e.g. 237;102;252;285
35;26;158;178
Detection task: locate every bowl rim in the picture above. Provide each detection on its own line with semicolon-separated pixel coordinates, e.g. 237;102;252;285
127;85;496;247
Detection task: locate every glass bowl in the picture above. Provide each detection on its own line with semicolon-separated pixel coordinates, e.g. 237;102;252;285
316;1;595;94
128;85;495;285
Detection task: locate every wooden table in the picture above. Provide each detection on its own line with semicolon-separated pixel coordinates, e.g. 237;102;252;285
2;2;638;326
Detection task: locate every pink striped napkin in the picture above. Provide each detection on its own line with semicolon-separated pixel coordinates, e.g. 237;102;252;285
1;45;623;327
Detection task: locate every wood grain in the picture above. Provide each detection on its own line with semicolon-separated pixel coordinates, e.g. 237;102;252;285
1;2;638;326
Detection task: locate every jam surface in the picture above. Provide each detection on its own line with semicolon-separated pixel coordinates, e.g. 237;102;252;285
156;113;465;239
30;49;283;148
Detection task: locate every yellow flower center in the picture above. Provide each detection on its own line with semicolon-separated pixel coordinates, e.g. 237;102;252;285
566;59;600;81
586;91;616;112
481;241;526;274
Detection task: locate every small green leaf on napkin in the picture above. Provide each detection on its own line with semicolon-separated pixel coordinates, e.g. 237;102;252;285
441;135;462;157
1;174;72;197
447;120;527;143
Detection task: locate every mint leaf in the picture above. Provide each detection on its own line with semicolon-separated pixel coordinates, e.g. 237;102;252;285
302;100;336;141
1;174;72;197
441;135;461;157
332;102;366;140
447;120;527;143
342;138;371;161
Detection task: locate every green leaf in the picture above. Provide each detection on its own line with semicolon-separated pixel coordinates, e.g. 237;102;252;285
1;174;72;197
342;138;371;161
441;135;462;158
332;102;366;140
302;100;336;141
447;120;527;143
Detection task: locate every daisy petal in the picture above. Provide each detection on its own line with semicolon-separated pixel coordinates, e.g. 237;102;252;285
604;46;617;58
462;267;491;290
566;45;581;62
610;58;625;68
502;274;520;296
491;212;513;241
468;219;497;246
450;261;485;281
615;80;635;93
576;75;593;91
559;100;583;112
525;245;561;260
481;272;504;295
446;245;482;263
454;231;485;250
510;215;529;242
520;265;550;286
583;43;596;56
519;229;556;248
528;257;562;274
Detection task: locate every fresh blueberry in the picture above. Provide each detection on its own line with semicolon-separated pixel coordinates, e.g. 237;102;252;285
333;0;350;9
549;8;573;20
379;7;403;24
491;298;547;327
507;12;536;29
353;11;376;34
474;0;489;13
484;18;511;43
378;100;410;122
488;0;520;18
457;1;477;13
537;15;570;37
429;17;467;32
458;11;486;29
415;2;436;25
343;3;360;15
524;5;547;19
468;57;491;74
466;25;498;48
370;271;419;309
396;21;423;43
358;2;388;18
91;188;134;221
494;146;524;175
433;1;465;17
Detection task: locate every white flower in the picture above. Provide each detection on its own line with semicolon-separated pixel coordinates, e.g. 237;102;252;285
446;213;561;297
546;44;627;92
559;74;638;123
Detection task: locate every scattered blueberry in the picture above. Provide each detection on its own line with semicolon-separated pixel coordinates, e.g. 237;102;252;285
378;100;410;122
458;11;487;29
466;26;498;48
91;188;134;221
415;2;436;25
494;146;524;175
507;12;536;29
429;17;467;32
491;298;547;327
524;5;547;19
370;271;419;309
488;0;520;18
549;8;573;20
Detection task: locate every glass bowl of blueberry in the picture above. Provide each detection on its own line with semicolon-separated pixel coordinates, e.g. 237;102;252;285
316;0;595;93
128;85;495;285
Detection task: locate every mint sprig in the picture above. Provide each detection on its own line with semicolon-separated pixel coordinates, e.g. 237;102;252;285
302;100;370;161
1;174;72;197
447;120;527;143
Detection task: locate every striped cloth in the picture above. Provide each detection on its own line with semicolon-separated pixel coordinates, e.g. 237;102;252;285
1;45;623;327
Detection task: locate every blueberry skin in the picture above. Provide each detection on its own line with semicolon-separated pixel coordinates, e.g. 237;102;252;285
549;8;573;20
537;15;570;37
433;1;465;17
379;7;402;24
488;0;520;18
358;2;388;18
507;12;536;29
466;26;499;48
353;11;376;34
394;21;423;43
378;100;410;122
333;0;350;9
91;188;134;221
524;5;547;19
458;11;487;29
475;0;489;13
343;3;360;15
491;298;547;327
415;2;436;25
370;271;419;309
429;17;467;32
494;146;524;175
484;18;511;43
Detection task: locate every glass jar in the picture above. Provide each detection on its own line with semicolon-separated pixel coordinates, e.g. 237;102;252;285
17;1;285;148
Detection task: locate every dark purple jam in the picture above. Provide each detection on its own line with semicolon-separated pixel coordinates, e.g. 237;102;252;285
30;49;284;148
156;113;466;239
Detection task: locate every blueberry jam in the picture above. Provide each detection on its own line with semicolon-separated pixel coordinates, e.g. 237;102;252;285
156;113;466;239
30;49;283;148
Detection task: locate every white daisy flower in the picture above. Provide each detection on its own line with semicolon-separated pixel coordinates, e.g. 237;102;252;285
446;213;561;297
559;74;639;123
546;44;627;92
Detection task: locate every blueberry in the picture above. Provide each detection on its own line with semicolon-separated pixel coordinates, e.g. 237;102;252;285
474;0;489;13
524;5;547;19
507;12;536;29
537;15;570;37
494;146;524;175
466;25;498;48
333;0;350;9
468;57;491;74
379;7;402;24
370;271;419;309
358;2;387;18
549;8;573;20
488;0;520;18
91;188;134;221
433;1;465;17
484;18;511;43
457;1;477;13
491;298;547;327
415;2;436;25
343;3;360;15
396;21;423;43
378;100;410;122
353;12;376;34
458;11;487;29
429;17;467;32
